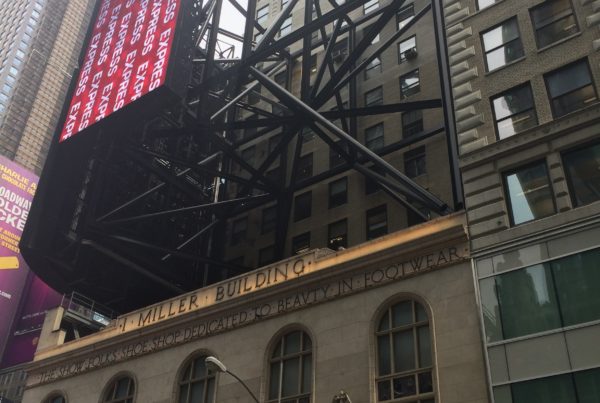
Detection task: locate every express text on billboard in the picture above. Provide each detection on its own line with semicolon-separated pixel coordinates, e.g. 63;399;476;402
60;0;181;142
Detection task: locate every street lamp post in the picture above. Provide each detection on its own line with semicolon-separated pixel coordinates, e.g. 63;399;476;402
205;356;260;403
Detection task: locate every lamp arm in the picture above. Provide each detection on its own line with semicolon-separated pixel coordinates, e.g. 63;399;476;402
225;370;261;403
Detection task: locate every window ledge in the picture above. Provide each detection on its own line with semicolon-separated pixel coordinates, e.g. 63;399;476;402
484;56;526;77
536;32;582;54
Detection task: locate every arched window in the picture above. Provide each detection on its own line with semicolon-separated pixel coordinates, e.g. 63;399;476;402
103;376;135;403
178;355;216;403
43;393;66;403
268;330;312;403
375;300;434;402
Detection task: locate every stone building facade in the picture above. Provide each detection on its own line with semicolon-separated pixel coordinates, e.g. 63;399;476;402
21;214;490;403
443;0;600;401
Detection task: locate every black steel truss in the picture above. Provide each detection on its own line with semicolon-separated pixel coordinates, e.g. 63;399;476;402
32;0;464;310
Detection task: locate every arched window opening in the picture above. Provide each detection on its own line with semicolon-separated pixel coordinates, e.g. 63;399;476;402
178;355;216;403
103;376;135;403
268;330;312;403
376;300;434;402
43;393;66;403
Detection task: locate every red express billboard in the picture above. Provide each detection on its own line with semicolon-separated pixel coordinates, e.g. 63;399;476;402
60;0;182;142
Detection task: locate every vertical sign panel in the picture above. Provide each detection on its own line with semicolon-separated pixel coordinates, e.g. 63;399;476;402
60;0;182;142
0;156;38;361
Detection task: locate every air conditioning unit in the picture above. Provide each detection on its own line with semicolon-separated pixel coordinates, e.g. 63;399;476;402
332;49;346;63
405;47;418;60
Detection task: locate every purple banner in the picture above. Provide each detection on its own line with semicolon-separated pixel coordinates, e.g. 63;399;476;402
0;156;39;364
2;275;62;367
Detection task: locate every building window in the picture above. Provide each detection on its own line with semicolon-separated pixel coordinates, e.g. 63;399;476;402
292;232;311;254
257;5;269;26
231;216;247;245
562;142;600;207
367;205;387;240
103;376;135;403
376;300;434;402
294;191;312;222
178;355;216;403
279;16;292;36
268;330;312;403
302;127;315;143
480;247;600;342
329;177;348;208
44;394;66;403
504;161;555;225
365;123;385;151
545;59;597;118
365;166;385;195
404;146;426;178
400;69;420;99
481;18;524;72
491;83;538;140
494;368;600;403
365;86;383;107
477;0;498;10
398;36;417;63
262;206;277;234
365;57;382;80
397;4;414;30
402;110;423;137
328;219;347;250
297;153;313;181
364;0;378;14
329;141;347;168
530;0;578;49
259;245;276;265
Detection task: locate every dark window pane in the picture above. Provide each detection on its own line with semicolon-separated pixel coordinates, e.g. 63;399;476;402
329;177;348;208
292;232;311;254
378;334;391;375
262;206;277;234
545;60;597;118
297;153;313;181
391;301;412;327
329;141;347;168
505;162;555;225
418;371;433;393
417;326;432;367
284;331;302;354
398;36;417;62
397;4;414;30
231;217;247;245
574;368;600;403
378;380;392;401
404;146;426;178
402;110;423;137
393;330;415;372
365;86;383;106
551;248;600;326
365;57;381;79
294;192;312;222
282;357;300;397
495;264;562;339
366;123;384;151
367;205;388;240
328;219;348;250
269;363;281;400
531;0;578;48
563;142;600;206
400;69;420;99
511;373;576;403
379;311;390;332
492;84;537;139
393;375;417;398
301;355;312;393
